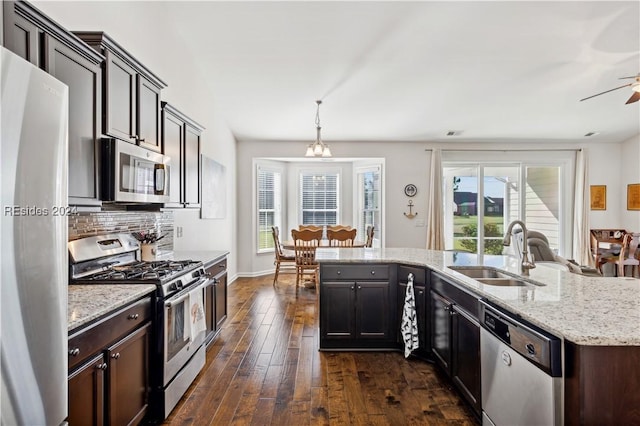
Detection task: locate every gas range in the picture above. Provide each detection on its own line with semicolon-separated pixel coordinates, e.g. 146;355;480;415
68;234;205;298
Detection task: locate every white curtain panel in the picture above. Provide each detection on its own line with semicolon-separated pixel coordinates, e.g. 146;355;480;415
426;149;445;250
573;148;593;266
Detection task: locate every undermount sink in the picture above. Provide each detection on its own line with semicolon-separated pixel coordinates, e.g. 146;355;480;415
475;278;532;287
448;266;544;287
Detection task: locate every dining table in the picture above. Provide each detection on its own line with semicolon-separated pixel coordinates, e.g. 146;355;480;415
281;239;366;250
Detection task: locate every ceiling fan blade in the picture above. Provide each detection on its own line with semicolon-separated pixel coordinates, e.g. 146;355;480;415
625;91;640;104
579;83;632;102
619;75;640;80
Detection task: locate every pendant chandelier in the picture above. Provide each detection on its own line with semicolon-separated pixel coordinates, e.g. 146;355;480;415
305;100;332;157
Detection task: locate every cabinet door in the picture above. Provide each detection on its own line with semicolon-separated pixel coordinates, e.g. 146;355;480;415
107;323;150;426
162;110;184;206
204;282;216;343
215;273;228;329
321;282;356;339
68;353;106;426
43;34;102;203
3;2;40;66
451;306;481;415
355;281;390;339
104;51;137;143
137;74;162;152
183;125;201;207
430;290;452;373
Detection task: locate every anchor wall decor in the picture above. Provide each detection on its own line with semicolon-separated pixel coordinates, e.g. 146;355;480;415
404;199;417;219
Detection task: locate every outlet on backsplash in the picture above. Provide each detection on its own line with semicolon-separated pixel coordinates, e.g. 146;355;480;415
176;226;183;238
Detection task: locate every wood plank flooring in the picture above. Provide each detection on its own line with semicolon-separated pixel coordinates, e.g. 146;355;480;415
164;275;478;425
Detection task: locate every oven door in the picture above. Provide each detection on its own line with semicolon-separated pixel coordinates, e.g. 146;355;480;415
163;277;209;386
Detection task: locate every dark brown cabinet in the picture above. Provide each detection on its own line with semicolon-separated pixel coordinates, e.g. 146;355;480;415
204;256;228;346
3;1;104;206
397;265;428;358
74;32;167;153
161;103;204;208
429;272;481;417
320;264;397;349
68;297;151;426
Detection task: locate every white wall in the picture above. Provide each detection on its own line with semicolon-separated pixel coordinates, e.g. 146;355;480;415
34;1;239;280
236;140;430;276
620;134;640;231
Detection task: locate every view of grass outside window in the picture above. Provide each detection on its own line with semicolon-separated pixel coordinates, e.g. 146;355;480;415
445;164;561;255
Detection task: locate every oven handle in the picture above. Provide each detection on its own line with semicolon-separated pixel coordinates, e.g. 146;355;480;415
165;277;210;308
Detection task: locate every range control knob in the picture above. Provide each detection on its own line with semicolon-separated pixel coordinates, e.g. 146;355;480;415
526;343;536;356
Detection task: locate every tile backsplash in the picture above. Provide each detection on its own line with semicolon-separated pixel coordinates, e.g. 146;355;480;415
68;210;173;255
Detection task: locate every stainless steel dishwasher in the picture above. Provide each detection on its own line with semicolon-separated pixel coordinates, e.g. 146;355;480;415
479;301;562;426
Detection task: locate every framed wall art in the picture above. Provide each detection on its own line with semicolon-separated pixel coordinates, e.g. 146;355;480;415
590;185;606;210
627;183;640;210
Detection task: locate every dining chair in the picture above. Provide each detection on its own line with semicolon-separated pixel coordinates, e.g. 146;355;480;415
298;225;323;232
365;225;375;248
616;233;640;277
327;225;353;232
327;228;357;247
271;226;296;286
291;228;323;291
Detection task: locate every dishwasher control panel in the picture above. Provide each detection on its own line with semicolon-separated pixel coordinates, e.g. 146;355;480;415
480;301;562;377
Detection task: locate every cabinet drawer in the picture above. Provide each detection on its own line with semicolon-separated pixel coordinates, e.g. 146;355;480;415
431;272;479;319
322;264;389;280
399;265;426;285
206;257;227;278
68;297;151;371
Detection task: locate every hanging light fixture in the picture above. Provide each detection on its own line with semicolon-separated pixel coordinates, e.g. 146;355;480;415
305;100;332;157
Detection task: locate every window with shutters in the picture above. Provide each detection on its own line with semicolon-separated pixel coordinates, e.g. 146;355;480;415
299;171;339;225
257;165;282;252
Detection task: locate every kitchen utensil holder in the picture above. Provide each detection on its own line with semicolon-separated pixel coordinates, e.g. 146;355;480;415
141;243;158;261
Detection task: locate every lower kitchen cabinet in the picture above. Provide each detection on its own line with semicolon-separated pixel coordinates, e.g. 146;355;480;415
204;256;228;346
68;297;151;426
320;264;397;349
397;265;428;358
430;272;481;417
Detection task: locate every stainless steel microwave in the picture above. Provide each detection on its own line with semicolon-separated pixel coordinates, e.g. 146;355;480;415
101;138;170;203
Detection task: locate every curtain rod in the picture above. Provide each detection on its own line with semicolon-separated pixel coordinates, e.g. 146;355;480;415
424;148;581;152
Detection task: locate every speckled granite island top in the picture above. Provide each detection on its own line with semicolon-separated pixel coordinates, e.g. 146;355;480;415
316;247;640;346
68;284;156;332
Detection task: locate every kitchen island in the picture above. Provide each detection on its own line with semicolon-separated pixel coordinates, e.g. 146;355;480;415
316;247;640;424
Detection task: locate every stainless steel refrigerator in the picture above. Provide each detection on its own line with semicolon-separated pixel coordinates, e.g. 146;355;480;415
1;46;69;425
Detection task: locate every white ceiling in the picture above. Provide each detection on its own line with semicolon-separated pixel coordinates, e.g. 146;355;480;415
36;1;640;144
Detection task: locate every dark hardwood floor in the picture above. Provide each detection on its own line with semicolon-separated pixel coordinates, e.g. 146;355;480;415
164;274;478;425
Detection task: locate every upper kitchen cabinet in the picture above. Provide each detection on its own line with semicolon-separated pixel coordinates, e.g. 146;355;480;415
73;31;167;153
3;1;104;206
161;102;204;208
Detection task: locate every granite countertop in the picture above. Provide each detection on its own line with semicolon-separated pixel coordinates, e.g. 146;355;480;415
315;247;640;346
161;250;229;267
68;284;156;332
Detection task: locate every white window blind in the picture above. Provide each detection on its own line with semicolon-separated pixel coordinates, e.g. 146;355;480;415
257;167;282;251
356;166;381;246
299;172;339;225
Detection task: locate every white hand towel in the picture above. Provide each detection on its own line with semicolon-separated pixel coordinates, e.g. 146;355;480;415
401;274;419;358
189;288;206;340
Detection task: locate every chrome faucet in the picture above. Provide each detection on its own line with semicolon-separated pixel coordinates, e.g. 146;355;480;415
503;220;536;276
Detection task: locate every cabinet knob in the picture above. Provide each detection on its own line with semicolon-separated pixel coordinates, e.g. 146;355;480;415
443;305;450;311
418;290;424;295
138;138;146;142
219;264;225;269
350;286;354;290
111;353;120;359
97;363;108;370
370;270;375;275
127;313;139;320
337;270;341;275
69;348;80;357
129;135;137;140
358;285;362;290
